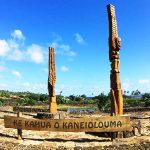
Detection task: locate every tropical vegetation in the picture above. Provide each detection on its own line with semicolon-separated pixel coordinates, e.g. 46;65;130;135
0;90;150;110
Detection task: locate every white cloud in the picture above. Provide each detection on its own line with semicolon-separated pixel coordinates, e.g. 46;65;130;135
56;83;105;96
8;39;20;49
122;78;150;93
122;83;131;91
0;83;8;87
0;38;24;61
51;42;76;58
12;70;22;78
60;66;69;72
59;44;76;57
122;78;133;91
51;42;58;48
138;79;150;84
137;79;150;92
9;49;23;61
0;29;46;64
20;82;47;92
0;66;6;71
26;44;44;64
11;29;25;40
74;33;85;44
69;51;76;57
0;40;10;56
0;31;76;64
22;82;30;87
60;45;70;51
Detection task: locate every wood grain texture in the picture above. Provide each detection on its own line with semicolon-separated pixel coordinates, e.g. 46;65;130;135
107;4;123;115
4;115;131;132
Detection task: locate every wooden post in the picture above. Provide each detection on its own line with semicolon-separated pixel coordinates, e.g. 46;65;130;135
107;4;123;116
107;4;124;139
117;131;123;138
111;132;117;141
17;112;22;140
48;47;57;113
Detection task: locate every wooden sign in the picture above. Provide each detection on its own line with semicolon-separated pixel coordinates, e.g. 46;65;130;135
13;106;49;113
4;115;131;132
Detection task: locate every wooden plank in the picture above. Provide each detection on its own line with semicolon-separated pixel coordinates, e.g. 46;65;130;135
13;106;49;113
4;115;131;132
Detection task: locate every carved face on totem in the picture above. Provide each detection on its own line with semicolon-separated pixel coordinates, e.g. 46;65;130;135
110;50;119;60
115;37;121;50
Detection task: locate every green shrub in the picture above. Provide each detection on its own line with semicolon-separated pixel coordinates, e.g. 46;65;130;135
0;98;6;106
142;93;150;101
0;98;5;103
0;101;3;106
27;93;40;101
78;100;96;105
66;100;78;105
145;100;150;107
39;94;48;102
57;95;69;104
125;98;140;107
16;99;24;106
27;99;36;106
93;93;110;111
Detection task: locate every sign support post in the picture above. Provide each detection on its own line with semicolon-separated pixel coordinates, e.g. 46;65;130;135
17;112;22;140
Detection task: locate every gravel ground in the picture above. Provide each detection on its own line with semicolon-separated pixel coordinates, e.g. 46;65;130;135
0;106;150;150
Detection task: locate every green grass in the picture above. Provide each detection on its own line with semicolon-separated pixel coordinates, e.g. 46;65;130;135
0;97;10;100
58;104;86;109
58;104;98;109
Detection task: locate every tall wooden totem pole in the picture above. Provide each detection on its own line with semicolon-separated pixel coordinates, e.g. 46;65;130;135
48;47;57;113
107;4;123;115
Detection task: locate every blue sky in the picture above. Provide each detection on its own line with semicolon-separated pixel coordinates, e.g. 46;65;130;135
0;0;150;96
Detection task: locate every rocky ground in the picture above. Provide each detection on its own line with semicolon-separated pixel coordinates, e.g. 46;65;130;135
0;106;150;150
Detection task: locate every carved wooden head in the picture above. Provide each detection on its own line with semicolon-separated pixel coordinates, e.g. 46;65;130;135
115;37;121;50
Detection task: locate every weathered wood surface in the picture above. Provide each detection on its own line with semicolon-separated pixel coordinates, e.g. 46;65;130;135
107;4;123;116
48;47;57;113
13;106;49;113
17;112;22;140
4;115;131;132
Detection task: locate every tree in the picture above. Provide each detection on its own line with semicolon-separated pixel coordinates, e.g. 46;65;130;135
60;91;62;96
39;94;48;102
80;94;86;100
142;93;150;101
27;93;40;101
74;95;82;102
56;95;69;104
93;93;110;111
68;95;76;101
131;90;141;96
0;90;10;98
134;90;141;96
27;99;36;106
131;91;134;96
142;93;150;107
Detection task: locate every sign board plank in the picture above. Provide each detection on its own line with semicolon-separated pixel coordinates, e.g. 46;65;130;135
4;115;131;132
13;106;49;113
